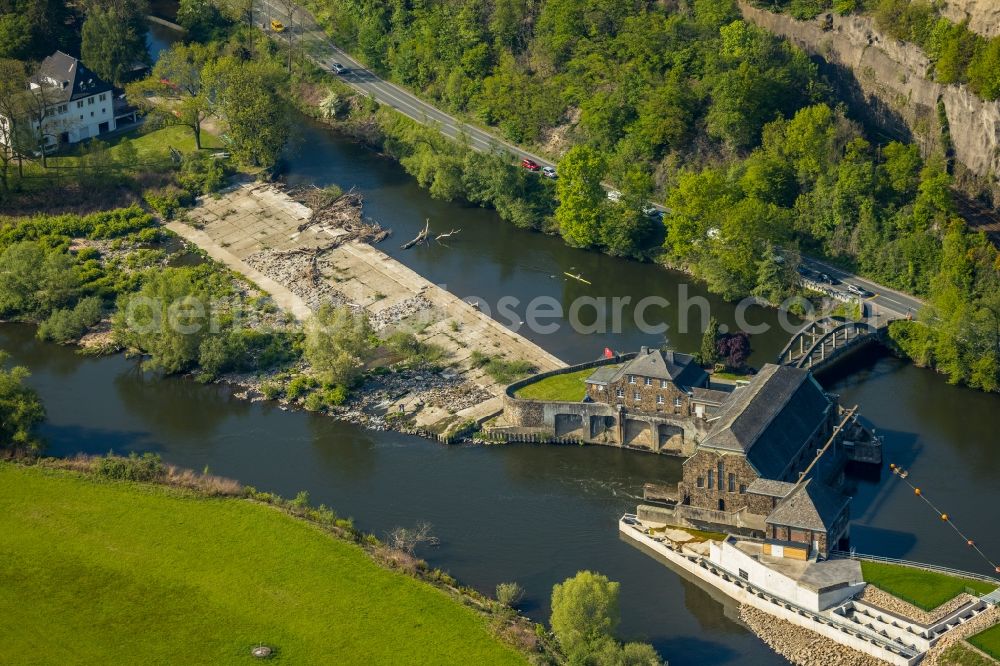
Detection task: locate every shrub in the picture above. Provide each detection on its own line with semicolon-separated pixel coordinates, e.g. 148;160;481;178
261;381;284;399
178;152;228;195
496;582;525;608
36;296;104;343
94;452;166;482
469;351;536;384
144;186;193;220
286;374;318;399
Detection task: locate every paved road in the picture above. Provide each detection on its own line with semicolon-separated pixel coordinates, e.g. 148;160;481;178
256;0;554;168
255;0;923;321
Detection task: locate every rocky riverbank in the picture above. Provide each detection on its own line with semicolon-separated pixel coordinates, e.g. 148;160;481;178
739;605;885;666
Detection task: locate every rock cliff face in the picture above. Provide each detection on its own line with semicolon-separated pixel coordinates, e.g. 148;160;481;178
940;0;1000;39
739;2;1000;204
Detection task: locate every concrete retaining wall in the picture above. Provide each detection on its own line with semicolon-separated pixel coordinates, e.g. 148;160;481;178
620;519;920;665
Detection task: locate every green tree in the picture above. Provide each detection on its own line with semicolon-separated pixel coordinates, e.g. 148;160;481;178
303;304;374;386
204;56;289;169
177;0;229;42
0;242;79;318
0;350;45;451
555;145;607;248
752;242;787;305
81;0;150;86
700;316;720;366
550;570;621;654
113;268;214;374
128;43;218;150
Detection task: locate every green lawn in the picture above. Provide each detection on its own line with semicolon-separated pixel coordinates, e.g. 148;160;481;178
45;125;224;168
0;463;525;665
860;561;997;611
969;622;1000;660
514;367;605;401
937;642;995;666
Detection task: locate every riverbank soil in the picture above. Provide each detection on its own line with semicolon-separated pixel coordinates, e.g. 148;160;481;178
0;463;526;664
173;182;565;433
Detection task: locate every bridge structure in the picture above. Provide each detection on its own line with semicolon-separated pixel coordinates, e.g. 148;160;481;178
777;317;881;372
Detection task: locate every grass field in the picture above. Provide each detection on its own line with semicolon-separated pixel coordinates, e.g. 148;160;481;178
860;561;997;611
0;463;525;664
968;622;1000;660
514;367;604;401
937;642;995;666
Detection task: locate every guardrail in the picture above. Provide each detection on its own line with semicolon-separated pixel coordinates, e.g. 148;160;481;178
830;550;1000;586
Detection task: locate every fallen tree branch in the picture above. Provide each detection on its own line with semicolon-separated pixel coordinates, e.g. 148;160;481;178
435;229;460;241
401;219;430;249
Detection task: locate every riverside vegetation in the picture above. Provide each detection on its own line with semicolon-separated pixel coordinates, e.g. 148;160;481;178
5;0;997;389
297;0;1000;392
0;377;665;664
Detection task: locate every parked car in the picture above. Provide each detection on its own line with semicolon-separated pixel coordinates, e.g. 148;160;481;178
606;189;622;202
521;158;540;171
818;272;839;285
330;62;348;74
846;283;874;298
541;166;557;178
642;205;659;217
797;265;814;279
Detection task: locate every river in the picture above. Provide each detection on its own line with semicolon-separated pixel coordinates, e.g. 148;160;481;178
6;30;1000;666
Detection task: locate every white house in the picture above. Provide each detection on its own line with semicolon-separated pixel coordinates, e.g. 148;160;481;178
0;51;116;151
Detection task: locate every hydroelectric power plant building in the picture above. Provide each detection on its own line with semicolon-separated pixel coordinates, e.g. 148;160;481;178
497;346;882;558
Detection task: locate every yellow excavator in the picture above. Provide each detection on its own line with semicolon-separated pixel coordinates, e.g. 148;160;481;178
270;18;285;32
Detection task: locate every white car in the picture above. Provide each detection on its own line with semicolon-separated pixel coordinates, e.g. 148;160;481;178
606;189;621;202
846;284;874;298
541;166;557;178
331;62;348;75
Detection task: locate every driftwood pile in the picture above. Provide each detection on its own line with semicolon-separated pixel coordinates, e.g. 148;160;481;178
287;185;390;245
401;219;461;249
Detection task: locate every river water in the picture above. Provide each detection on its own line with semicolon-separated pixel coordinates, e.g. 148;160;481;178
5;46;1000;666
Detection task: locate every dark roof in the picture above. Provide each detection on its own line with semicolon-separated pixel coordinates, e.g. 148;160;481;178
611;347;707;389
691;387;731;405
700;364;832;478
32;51;113;105
765;479;849;532
585;366;620;386
747;478;796;498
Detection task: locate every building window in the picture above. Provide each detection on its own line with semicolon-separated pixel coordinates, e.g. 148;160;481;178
99;93;106;102
77;101;83;109
707;470;714;489
696;477;704;488
656;395;664;405
57;104;67;114
739;569;749;581
628;375;636;384
660;379;668;388
88;97;94;105
644;377;652;386
739;484;747;494
615;388;624;398
674;397;683;408
633;391;641;401
717;462;724;490
728;473;735;493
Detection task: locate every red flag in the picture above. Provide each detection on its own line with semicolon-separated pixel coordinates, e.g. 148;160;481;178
603;347;614;359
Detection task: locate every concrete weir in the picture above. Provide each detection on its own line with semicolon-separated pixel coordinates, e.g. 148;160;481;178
169;182;565;434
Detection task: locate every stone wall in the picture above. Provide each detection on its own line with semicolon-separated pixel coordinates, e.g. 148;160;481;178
739;1;1000;205
678;449;760;513
596;374;695;416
